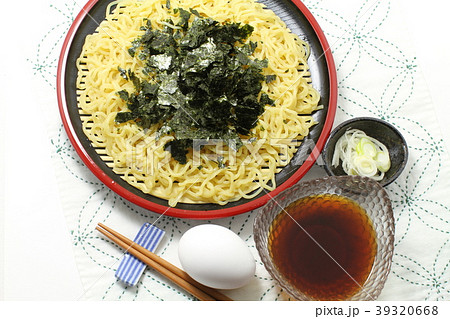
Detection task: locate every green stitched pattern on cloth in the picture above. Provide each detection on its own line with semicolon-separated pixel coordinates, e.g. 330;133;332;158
30;0;450;300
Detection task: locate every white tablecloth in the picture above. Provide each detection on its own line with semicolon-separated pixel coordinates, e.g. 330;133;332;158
2;0;450;301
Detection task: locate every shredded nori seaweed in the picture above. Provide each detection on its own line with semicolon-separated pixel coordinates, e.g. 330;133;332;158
116;8;275;163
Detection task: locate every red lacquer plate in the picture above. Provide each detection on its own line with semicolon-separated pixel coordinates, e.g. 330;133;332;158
57;0;337;219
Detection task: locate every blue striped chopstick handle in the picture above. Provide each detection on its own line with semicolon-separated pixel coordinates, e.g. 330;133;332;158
115;223;165;286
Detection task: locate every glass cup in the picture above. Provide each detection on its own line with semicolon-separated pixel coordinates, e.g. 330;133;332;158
253;175;395;300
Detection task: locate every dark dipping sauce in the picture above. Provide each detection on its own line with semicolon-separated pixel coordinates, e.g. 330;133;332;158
268;194;377;300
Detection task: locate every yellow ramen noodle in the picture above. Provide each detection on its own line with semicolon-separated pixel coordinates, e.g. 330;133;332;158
77;0;321;206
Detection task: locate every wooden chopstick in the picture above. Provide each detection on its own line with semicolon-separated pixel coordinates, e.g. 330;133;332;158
96;226;215;301
96;223;233;301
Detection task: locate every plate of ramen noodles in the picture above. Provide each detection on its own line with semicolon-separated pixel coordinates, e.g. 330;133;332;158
57;0;337;219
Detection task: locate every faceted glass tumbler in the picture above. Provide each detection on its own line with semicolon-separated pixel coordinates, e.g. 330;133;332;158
253;175;395;301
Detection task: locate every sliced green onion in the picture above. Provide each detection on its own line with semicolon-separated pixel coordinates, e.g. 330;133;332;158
353;155;377;177
332;128;391;180
356;137;377;158
375;151;391;172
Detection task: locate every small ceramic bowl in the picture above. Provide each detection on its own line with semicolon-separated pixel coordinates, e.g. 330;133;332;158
253;175;395;301
321;117;408;186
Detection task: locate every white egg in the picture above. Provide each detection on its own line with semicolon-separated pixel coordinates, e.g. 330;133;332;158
178;224;256;290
